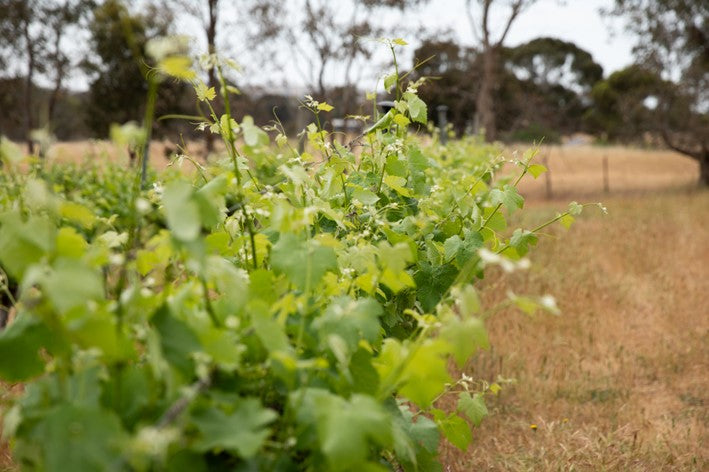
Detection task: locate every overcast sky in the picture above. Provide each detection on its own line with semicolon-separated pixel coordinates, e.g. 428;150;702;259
237;0;637;94
412;0;635;74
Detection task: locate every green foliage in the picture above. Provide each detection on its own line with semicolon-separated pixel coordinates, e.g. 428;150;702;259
584;65;665;141
0;42;595;471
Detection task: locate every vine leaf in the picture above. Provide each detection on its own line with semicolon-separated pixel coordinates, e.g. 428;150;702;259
432;409;472;451
271;233;337;290
192;399;277;458
457;391;488;427
0;315;55;381
31;405;127;471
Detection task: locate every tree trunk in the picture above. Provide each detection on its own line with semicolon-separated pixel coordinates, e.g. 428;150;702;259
23;21;36;155
476;47;497;142
205;0;218;155
48;28;64;124
700;152;709;187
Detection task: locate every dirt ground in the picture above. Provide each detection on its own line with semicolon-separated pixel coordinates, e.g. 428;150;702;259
2;142;706;470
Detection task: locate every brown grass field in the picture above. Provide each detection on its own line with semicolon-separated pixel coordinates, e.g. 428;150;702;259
2;142;707;470
439;145;707;470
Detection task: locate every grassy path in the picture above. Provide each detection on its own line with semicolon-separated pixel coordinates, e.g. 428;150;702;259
444;188;708;470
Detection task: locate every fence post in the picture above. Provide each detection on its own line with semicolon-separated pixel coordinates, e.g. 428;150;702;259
436;105;449;145
544;153;552;199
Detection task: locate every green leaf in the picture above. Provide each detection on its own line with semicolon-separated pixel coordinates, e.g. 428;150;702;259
489;185;524;213
443;235;462;262
393;407;442;472
151;305;201;377
43;263;104;314
59;201;96;229
291;389;392;471
399;340;451;408
313;297;383;356
31;404;127;471
248;300;291;354
0;315;54;381
393;113;411;127
383;175;412;197
432;409;472;451
384;73;397;92
385;152;408;178
456;231;484;267
559;213;575;229
66;306;130;361
163;181;201;242
192;399;277;458
440;316;489;367
0;213;55;279
457;392;488;427
351;186;380;205
55;227;87;259
319;395;392;470
195;326;242;371
242;116;269;147
195;82;216;102
568;201;583;215
271;233;337;290
482;207;507;232
317;102;334;112
159;55;196;80
349;348;380;395
392;38;408;46
378;241;414;273
403;92;427;124
527;163;547;178
364;109;394;135
509;229;538;257
414;262;458;312
455;285;480;316
399;407;439;454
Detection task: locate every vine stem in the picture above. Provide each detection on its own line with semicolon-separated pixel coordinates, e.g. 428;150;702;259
390;43;400;102
140;76;158;190
157;376;212;428
481;162;528;229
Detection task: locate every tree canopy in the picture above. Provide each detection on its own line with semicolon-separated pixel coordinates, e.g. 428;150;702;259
610;0;708;183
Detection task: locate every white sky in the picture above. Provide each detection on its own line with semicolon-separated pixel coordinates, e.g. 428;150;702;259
412;0;634;74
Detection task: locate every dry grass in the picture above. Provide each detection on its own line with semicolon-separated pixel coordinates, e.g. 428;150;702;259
516;144;699;199
43;139;210;171
441;188;709;471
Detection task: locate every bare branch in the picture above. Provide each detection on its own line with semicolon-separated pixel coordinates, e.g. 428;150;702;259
660;127;701;161
464;0;481;44
481;0;491;46
496;0;526;46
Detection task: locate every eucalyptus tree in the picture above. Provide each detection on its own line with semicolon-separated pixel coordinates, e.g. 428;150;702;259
610;0;708;184
1;0;48;152
0;0;93;150
506;37;603;134
463;0;538;141
83;0;189;137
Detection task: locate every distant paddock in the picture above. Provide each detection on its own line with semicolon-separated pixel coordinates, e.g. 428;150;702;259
14;140;702;201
